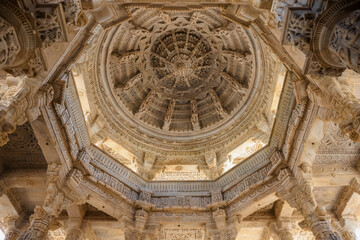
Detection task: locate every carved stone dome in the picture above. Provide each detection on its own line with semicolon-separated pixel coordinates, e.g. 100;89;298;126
104;9;256;135
80;6;282;162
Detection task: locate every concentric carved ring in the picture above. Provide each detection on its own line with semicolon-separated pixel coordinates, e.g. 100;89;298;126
148;28;219;100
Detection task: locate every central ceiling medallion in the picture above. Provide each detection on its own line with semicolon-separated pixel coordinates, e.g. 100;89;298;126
143;17;225;102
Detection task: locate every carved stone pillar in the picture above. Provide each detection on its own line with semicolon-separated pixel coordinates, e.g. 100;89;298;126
205;151;220;179
276;169;341;240
18;164;64;240
134;209;149;232
2;216;21;240
17;206;54;240
310;219;342;240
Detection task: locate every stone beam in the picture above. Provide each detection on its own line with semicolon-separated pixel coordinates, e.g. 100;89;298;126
235;193;278;218
0;195;20;219
1;170;46;189
31;117;62;166
294;118;323;171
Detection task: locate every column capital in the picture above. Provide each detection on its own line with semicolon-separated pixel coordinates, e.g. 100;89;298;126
134;208;149;232
17;206;60;240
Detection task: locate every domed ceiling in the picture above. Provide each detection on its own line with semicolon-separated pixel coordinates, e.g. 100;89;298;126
107;9;255;135
72;7;286;180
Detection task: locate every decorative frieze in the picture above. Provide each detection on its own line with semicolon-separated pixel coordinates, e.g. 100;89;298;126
150;196;211;209
282;100;307;159
224;164;272;202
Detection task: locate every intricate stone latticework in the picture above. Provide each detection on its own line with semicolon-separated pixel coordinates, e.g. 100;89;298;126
282;9;314;53
275;0;360;74
329;10;360;74
35;5;68;48
0;16;20;70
